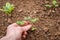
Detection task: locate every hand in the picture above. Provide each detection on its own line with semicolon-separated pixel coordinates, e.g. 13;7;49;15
6;22;32;40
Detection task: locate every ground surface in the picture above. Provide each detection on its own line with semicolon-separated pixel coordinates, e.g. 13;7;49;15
0;0;60;40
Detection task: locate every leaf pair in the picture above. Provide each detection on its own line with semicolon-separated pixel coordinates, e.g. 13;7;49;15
45;0;59;8
24;17;39;23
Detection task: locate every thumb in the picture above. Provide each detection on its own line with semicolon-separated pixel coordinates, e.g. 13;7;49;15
22;24;32;31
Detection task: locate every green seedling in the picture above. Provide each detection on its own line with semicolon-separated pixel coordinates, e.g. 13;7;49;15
31;27;36;31
16;20;37;31
24;17;32;20
30;18;39;23
24;17;39;23
45;0;59;8
24;17;38;31
16;21;25;25
45;4;52;8
52;0;59;7
0;2;14;14
16;17;38;31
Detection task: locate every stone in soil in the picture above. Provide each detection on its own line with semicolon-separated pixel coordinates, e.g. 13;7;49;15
18;9;23;13
8;18;12;23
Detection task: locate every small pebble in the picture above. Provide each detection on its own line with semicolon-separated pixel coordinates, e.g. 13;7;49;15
2;14;5;17
8;18;12;23
43;27;49;32
4;18;7;22
34;11;37;14
52;10;55;13
55;32;60;35
34;10;39;14
1;24;4;26
18;9;23;12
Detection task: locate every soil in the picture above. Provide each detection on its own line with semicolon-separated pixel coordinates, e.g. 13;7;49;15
0;0;60;40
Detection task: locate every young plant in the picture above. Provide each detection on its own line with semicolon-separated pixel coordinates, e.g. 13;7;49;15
31;27;37;31
16;17;39;31
24;17;39;23
24;17;32;21
16;20;29;26
45;4;52;8
45;0;59;8
0;2;14;14
24;17;38;31
30;18;39;23
16;21;25;26
52;0;59;7
16;17;39;25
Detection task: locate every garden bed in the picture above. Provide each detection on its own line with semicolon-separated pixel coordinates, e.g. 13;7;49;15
0;0;60;40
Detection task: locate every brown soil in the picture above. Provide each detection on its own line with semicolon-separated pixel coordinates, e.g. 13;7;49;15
0;0;60;40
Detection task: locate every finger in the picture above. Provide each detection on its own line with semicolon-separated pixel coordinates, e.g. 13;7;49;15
10;23;17;26
7;23;16;29
22;24;32;31
22;35;26;38
23;21;30;25
10;23;20;27
22;32;27;39
23;32;27;35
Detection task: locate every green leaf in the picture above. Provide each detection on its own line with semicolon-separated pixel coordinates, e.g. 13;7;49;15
24;17;32;20
31;27;36;31
6;2;11;8
45;4;52;8
52;0;57;5
16;21;25;25
30;18;39;23
52;0;59;7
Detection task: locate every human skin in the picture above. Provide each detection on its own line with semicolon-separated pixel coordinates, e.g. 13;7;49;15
0;23;32;40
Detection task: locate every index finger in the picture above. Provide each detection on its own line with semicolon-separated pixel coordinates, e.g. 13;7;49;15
22;24;32;31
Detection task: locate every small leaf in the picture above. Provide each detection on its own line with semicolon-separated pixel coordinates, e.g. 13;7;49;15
45;4;52;8
52;0;59;7
24;17;32;20
16;21;25;25
6;2;10;6
31;27;36;31
52;0;57;5
30;18;39;23
24;17;39;23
